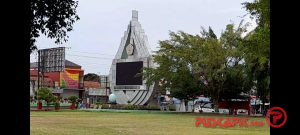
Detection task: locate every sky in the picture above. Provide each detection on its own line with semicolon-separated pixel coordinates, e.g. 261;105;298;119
30;0;256;75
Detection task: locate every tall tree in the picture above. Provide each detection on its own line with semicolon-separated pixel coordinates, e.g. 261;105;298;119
143;31;203;111
144;24;253;112
196;24;251;108
243;0;270;114
30;0;80;53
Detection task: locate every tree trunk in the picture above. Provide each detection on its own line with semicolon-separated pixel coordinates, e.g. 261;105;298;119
184;100;189;112
46;101;49;111
213;100;219;113
55;106;60;110
191;100;195;112
262;95;266;116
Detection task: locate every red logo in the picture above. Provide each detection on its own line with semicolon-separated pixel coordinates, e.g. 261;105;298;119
195;117;264;127
266;107;287;128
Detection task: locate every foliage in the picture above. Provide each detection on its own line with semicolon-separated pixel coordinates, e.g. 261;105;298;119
99;104;161;110
95;101;104;106
124;104;135;110
53;96;61;107
68;96;78;103
84;73;100;82
30;0;80;53
143;31;204;106
37;87;55;103
243;0;269;27
243;0;270;104
142;0;270;111
143;24;252;108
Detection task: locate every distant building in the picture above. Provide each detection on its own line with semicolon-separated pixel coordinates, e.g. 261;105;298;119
83;76;110;104
30;59;84;99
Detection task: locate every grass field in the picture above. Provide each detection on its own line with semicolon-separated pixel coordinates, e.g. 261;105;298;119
30;110;270;135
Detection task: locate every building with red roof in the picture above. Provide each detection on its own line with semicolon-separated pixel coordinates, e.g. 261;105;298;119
30;59;84;99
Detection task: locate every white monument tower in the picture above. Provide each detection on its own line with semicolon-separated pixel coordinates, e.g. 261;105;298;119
109;10;154;105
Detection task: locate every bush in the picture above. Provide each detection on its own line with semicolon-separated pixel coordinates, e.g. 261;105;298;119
95;103;164;111
68;96;78;103
101;104;110;109
37;87;54;103
146;104;160;110
169;105;176;111
96;101;105;105
53;96;60;107
124;104;135;110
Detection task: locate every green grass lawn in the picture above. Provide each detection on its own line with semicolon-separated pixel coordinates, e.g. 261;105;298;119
30;110;270;135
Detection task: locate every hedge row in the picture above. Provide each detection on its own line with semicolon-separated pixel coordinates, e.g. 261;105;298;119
98;104;176;111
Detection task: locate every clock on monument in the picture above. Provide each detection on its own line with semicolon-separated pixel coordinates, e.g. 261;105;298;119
126;43;134;55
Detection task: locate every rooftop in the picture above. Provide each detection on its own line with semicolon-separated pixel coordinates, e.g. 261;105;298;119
30;60;81;69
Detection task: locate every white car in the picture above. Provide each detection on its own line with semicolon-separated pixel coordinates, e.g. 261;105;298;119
219;109;229;114
194;106;215;113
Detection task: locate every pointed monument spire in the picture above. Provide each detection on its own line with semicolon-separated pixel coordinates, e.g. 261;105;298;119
132;10;138;21
109;10;154;105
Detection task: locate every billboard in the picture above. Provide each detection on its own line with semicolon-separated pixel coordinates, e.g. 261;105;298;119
116;61;143;85
38;47;65;72
60;69;80;89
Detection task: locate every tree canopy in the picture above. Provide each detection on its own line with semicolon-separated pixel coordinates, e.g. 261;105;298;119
143;0;270;111
144;24;251;108
30;0;80;53
243;0;270;104
84;73;100;82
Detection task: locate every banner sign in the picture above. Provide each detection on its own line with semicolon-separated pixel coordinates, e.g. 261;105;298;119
60;69;80;89
88;89;108;96
52;89;63;93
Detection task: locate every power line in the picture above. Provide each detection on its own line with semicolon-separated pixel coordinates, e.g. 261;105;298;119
69;61;111;65
77;63;111;66
66;54;113;60
67;50;115;56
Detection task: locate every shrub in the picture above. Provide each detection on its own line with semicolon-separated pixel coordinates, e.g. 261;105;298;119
37;87;54;103
68;96;78;103
169;105;176;111
101;104;110;109
53;96;60;107
124;104;135;110
146;104;160;110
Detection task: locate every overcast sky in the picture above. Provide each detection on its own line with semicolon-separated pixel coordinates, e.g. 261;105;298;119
30;0;256;75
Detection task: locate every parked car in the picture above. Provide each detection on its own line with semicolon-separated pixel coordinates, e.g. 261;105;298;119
218;109;229;114
194;105;215;113
237;109;248;115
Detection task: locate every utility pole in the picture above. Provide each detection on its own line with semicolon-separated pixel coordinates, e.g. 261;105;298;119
98;73;101;103
105;76;108;102
37;50;40;90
